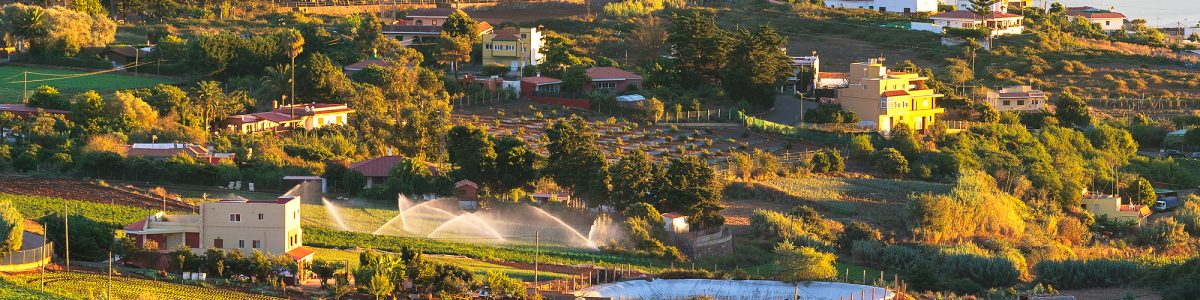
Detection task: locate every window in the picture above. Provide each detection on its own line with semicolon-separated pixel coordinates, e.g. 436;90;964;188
879;7;886;12
904;8;911;13
258;213;264;220
229;214;241;222
485;44;491;50
1017;100;1025;105
1003;100;1011;106
1105;21;1111;26
593;81;617;91
521;34;527;39
238;240;245;248
252;240;261;248
214;239;223;248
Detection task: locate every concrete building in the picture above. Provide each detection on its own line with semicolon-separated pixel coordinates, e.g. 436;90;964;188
125;196;312;262
985;86;1048;112
930;10;1025;36
1066;7;1127;32
382;8;493;46
126;143;235;164
1081;193;1149;224
824;0;940;13
833;58;945;133
481;27;543;72
221;103;354;134
662;212;689;233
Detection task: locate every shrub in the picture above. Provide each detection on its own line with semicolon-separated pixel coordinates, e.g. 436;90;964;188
773;240;837;282
848;135;875;159
1034;259;1143;289
839;221;882;251
849;240;882;261
872;148;909;177
481;64;510;76
938;253;1021;288
1134;218;1191;247
1174;199;1200;235
0;201;23;252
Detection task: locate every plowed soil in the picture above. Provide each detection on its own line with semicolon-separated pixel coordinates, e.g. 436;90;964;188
0;175;195;211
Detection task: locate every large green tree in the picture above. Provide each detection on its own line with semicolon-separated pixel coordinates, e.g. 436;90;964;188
609;149;666;211
441;10;479;42
1054;91;1091;128
720;25;791;109
446;125;496;184
662;156;724;230
298;52;351;103
491;136;540;193
545;116;610;205
0;201;23;252
538;34;586;77
668;11;730;85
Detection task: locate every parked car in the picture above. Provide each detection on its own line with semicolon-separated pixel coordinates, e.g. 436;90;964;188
1164;149;1185;158
1189;152;1200;159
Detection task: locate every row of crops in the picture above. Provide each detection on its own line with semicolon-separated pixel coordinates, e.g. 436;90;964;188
6;271;282;300
0;193;179;228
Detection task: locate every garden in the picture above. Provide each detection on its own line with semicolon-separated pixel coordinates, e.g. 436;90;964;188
0;65;179;103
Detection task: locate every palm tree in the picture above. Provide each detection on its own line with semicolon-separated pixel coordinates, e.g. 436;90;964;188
10;7;47;53
258;64;291;110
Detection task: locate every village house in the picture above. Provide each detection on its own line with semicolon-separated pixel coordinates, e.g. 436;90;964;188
221;103;354;134
1081;193;1150;225
125;143;236;164
382;8;493;46
662;212;689;233
455;180;480;210
823;0;940;13
1066;7;1127;32
348;156;441;189
481;27;544;72
833;58;945;133
930;10;1025;36
585;67;642;95
101;45;149;67
124;195;314;279
985;86;1048;112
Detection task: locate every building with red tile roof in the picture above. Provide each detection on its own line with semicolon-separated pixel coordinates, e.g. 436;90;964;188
125;143;236;164
348;156;441;188
986;86;1048;112
221;103;354;134
585;67;643;95
0;104;70;118
1066;7;1127;32
931;10;1025;36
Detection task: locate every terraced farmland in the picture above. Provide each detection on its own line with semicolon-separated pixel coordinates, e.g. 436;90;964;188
6;271;282;300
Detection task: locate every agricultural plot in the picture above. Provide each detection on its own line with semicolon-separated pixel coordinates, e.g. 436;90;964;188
5;271;282;300
0;278;65;300
452;102;796;163
312;248;574;281
725;177;951;230
0;177;194;211
0;193;172;228
0;65;179;103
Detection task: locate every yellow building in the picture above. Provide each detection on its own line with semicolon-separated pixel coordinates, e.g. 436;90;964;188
834;58;945;133
481;27;543;72
1081;194;1150;224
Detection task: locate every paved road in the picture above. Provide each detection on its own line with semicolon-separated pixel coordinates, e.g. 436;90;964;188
761;95;816;125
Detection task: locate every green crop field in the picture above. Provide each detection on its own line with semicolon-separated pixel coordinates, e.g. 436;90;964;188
0;277;65;300
312;248;573;282
5;271;282;300
0;193;179;228
0;65;180;103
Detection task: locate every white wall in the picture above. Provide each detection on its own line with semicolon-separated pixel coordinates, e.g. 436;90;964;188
826;0;938;13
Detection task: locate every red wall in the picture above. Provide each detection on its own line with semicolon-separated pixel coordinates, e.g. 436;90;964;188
185;232;200;248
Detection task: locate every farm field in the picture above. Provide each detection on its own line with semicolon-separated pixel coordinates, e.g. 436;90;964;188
0;65;179;103
724;177;951;231
0;193;177;228
453;101;806;163
312;248;574;282
0;176;194;211
0;278;65;300
4;271;283;300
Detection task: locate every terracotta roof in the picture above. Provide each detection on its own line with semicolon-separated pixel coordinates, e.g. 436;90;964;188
662;212;686;219
477;21;493;33
931;10;1022;20
124;218;148;232
251;111;296;123
349;156;406;178
0;104;71;117
456;180;479;189
285;246;316;261
997;91;1046;98
521;76;562;85
344;59;390;71
818;72;848;79
882;90;910;97
406;8;456;18
1068;11;1126;19
492;33;519;41
383;25;442;34
586;67;642;81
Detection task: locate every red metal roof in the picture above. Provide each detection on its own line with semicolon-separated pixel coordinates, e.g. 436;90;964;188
586;67;642;81
882;90;910;97
286;246;316;261
1068;11;1126;19
0;104;71;117
662;212;685;219
931;10;1022;20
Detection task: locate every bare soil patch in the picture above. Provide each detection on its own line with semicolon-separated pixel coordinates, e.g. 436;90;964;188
0;175;195;211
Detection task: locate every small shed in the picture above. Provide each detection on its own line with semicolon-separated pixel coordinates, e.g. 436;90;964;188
662;212;689;233
455;180;480;210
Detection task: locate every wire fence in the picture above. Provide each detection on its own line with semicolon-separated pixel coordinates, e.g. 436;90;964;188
660;109;742;123
0;241;53;268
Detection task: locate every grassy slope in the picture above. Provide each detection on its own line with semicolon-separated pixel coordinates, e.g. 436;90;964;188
0;65;178;103
0;193;177;228
3;271;282;300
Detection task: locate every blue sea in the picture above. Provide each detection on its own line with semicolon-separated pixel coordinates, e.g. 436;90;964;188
1046;0;1199;27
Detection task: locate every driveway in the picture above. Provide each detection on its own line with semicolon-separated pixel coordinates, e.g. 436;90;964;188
761;94;815;125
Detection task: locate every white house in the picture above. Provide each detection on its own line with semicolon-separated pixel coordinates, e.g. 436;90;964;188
824;0;940;13
954;0;1007;13
1066;7;1127;32
662;212;689;233
930;10;1024;36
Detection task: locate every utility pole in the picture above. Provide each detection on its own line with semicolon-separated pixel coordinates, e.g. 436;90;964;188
534;228;540;295
23;72;28;101
108;198;113;299
291;54;296;118
63;199;70;272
